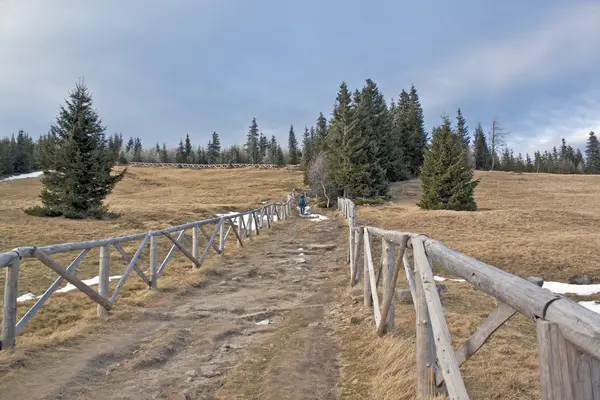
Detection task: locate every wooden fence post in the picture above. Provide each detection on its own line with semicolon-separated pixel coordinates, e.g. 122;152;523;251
537;319;600;399
2;256;19;350
382;238;396;334
237;215;243;247
150;235;158;289
415;253;435;399
363;228;373;308
98;246;110;318
219;217;225;253
192;225;199;262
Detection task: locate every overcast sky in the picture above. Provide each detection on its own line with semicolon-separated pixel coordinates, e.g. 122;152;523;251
1;0;599;155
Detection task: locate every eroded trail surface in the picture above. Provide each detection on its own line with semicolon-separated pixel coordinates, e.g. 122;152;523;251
0;216;346;400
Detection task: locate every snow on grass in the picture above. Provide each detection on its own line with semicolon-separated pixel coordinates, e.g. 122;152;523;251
16;275;122;303
297;205;328;221
434;275;466;283
579;301;600;314
542;281;600;296
0;171;43;182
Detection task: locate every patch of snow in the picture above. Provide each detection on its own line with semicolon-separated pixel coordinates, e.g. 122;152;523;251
0;171;43;182
579;301;600;314
543;281;600;296
16;292;38;303
297;248;304;251
255;319;271;325
297;205;328;221
299;253;305;256
56;275;122;294
434;275;466;283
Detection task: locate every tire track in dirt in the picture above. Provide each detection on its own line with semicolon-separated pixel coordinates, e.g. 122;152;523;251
0;215;346;400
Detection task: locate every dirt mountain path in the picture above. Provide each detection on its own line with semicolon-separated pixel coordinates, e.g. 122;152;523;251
0;215;347;400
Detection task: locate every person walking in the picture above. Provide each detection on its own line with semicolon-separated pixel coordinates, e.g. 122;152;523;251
298;192;306;215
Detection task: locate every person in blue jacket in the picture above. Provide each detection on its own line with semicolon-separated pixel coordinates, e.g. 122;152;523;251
298;192;306;215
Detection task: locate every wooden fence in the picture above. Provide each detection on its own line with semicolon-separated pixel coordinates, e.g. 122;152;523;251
338;197;600;400
0;192;297;350
127;162;300;169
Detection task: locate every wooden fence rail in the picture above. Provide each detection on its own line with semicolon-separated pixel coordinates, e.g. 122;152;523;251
0;192;297;350
337;197;600;400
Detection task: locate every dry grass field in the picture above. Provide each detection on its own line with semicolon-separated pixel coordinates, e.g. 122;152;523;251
1;167;599;399
0;167;302;368
336;171;600;400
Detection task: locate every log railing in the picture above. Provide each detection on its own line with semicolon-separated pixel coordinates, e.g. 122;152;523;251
0;192;297;350
126;162;300;169
338;197;600;400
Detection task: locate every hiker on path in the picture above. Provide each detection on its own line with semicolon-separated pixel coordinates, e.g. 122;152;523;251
298;192;306;215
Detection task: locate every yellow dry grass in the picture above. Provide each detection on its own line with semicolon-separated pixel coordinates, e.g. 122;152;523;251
0;167;302;368
337;171;600;400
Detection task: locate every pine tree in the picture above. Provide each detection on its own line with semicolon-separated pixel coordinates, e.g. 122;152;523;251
259;131;268;161
287;125;299;165
344;80;388;197
26;80;125;219
472;123;490;170
585;131;600;174
175;140;186;163
301;126;313;184
407;86;427;176
246;118;260;164
133;137;143;162
184;134;194;163
207;132;221;164
160;143;169;163
327;82;354;193
315;112;328;153
525;153;534;172
455;108;469;149
418;116;478;211
275;145;285;166
125;137;134;154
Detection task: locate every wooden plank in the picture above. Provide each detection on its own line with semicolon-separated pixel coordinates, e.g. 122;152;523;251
98;246;110;318
198;219;221;265
198;225;221;254
34;249;112;311
163;232;201;268
149;235;158;289
253;212;260;235
237;215;243;247
377;236;407;336
110;236;149;302
228;218;243;247
402;251;418;307
413;238;469;399
192;225;199;260
1;257;19;349
415;248;435;400
351;228;363;286
112;243;150;286
364;230;381;326
566;339;600;400
219;217;226;251
537;320;574;400
16;249;89;334
363;228;373;308
157;230;185;277
425;239;600;360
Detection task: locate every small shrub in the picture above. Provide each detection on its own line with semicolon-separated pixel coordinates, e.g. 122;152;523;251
24;206;62;218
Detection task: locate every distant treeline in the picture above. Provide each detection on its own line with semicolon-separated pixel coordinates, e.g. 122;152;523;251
1;108;600;179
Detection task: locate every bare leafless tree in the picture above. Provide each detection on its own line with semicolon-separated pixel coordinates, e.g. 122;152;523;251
308;152;334;208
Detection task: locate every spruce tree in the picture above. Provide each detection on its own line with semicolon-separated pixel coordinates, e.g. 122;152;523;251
207;132;221;164
160;143;169;163
472;123;490;170
418;116;478;211
327;82;353;193
315;112;328;153
175;140;186;163
407;86;427;176
133;137;143;162
344;80;388;197
26;80;125;219
456;108;469;149
259;131;268;160
287;125;299;164
585;131;600;174
246;118;260;164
